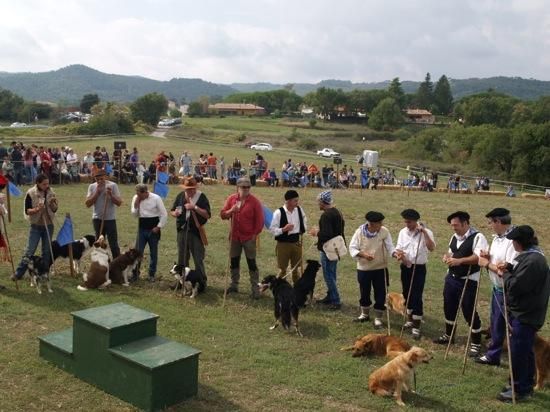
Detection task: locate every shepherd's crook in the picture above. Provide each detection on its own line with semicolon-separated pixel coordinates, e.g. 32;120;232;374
381;244;391;336
400;230;423;338
502;282;516;404
1;213;18;290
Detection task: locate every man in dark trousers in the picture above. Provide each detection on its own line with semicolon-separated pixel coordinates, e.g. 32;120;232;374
434;211;488;358
310;190;345;310
492;226;549;402
269;190;308;285
170;177;211;288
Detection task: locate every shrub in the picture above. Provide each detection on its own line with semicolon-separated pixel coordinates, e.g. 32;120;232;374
298;138;317;150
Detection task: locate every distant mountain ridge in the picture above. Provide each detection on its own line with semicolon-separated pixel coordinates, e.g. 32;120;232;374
0;64;549;103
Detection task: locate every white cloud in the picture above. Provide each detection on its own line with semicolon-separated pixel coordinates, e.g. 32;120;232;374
0;0;549;82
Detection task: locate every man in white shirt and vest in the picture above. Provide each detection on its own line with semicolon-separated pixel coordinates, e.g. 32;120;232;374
435;211;488;357
269;190;308;285
131;184;167;282
475;208;518;366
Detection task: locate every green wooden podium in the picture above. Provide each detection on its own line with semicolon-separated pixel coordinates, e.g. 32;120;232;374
39;302;200;411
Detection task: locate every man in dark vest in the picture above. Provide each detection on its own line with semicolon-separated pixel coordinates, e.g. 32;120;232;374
434;211;488;357
269;190;308;285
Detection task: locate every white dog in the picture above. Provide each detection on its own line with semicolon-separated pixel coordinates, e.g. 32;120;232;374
77;236;111;291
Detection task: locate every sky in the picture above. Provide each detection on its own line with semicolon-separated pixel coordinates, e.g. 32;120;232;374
1;0;549;84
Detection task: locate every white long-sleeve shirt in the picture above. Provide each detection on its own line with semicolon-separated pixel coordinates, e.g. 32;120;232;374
131;192;167;228
269;205;308;237
395;227;436;265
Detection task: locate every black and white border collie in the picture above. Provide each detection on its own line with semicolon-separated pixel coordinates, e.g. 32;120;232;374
51;234;95;274
258;275;302;337
24;255;53;294
169;263;205;298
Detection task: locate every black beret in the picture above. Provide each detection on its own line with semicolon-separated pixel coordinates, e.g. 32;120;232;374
485;208;510;218
365;211;385;222
401;209;420;220
447;211;470;223
284;190;299;200
506;225;535;242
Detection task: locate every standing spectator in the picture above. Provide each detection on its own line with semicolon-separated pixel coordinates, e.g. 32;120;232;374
207;152;217;179
180;151;192;176
130;184;168;282
12;174;58;281
85;169;123;258
23;147;36;184
220;177;264;298
170;177;211;289
269;190;308;285
39;147;52;179
394;209;436;339
310;191;345;310
434;211;488;358
349;211;396;328
10;143;24;185
66;148;79;182
82;151;94;175
219;156;226;181
492;226;549;402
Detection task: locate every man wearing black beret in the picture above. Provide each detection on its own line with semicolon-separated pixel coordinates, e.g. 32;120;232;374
394;209;436;339
349;210;396;328
269;190;308;284
435;211;488;358
475;208;517;366
492;226;549;402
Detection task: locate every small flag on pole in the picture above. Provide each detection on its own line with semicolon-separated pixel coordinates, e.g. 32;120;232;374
262;204;273;229
157;171;169;184
56;216;74;246
153;182;169;198
8;181;21;197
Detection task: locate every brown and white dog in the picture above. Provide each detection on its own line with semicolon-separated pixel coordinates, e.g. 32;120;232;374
109;248;141;286
387;292;406;316
77;236;111;291
368;346;432;406
534;334;550;390
342;333;411;359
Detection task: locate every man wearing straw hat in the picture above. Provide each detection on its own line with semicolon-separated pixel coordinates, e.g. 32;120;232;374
170;176;211;288
85;168;122;258
12;174;58;281
394;209;436;340
269;189;308;285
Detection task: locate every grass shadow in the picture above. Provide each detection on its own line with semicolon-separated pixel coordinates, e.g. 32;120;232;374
1;281;88;312
169;383;241;412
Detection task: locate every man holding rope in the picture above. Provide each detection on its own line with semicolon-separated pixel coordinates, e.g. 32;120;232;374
394;209;436;340
269;190;308;285
474;208;517;366
85;169;122;257
12;174;58;281
169;177;211;290
434;211;488;357
492;226;549;402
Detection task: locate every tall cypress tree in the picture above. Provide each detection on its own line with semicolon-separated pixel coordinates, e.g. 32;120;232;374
433;75;453;115
415;72;433;109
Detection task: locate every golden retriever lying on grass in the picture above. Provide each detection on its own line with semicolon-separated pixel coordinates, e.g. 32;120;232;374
368;346;432;406
342;333;411;358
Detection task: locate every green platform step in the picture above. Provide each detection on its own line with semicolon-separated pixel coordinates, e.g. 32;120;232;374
39;302;200;411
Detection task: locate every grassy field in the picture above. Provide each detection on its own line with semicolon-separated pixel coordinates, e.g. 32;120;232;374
1;134;550;412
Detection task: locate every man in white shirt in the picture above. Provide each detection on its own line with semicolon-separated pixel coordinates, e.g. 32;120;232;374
269;190;308;285
434;211;489;358
131;184;168;282
475;208;518;366
394;209;436;340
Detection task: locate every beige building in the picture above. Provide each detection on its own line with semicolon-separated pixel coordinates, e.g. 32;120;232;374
405;109;435;124
208;103;266;116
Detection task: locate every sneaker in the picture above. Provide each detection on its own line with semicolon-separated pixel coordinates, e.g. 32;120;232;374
433;334;454;345
374;318;383;329
412;329;421;341
225;285;238;294
469;344;482;357
353;314;370;323
497;388;532;403
474;355;500;366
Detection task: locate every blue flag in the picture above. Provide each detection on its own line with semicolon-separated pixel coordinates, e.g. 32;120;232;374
157;171;169;184
361;171;368;188
154;181;169;198
262;204;273;229
56;216;74;246
105;163;113;175
8;181;21;196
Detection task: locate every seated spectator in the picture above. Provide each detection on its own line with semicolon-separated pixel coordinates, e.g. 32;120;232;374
269;168;279;187
506;185;516;197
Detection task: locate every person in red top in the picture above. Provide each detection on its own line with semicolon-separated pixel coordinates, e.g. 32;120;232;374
206;152;217;179
220;177;264;298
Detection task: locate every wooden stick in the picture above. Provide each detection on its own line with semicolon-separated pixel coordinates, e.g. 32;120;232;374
381;244;391;336
42;212;56;275
400;230;423;338
6;185;11;223
1;213;18;290
97;193;109;239
502;284;516;404
462;271;482;374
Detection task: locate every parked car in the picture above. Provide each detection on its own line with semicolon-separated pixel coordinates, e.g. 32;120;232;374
157;118;182;127
250;143;273;151
10;122;27;128
317;148;340;158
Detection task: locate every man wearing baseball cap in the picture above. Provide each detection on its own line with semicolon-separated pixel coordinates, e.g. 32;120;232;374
269;190;308;284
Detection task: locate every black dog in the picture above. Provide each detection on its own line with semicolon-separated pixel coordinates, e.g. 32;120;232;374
24;255;52;294
51;234;96;274
258;275;302;337
169;263;205;297
294;259;321;308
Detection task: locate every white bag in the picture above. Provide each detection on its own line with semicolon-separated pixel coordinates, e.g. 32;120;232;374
323;235;347;261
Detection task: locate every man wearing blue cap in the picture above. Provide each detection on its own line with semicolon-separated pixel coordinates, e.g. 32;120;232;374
310;190;345;310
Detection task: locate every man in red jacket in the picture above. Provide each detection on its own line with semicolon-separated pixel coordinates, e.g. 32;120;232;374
221;177;264;298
